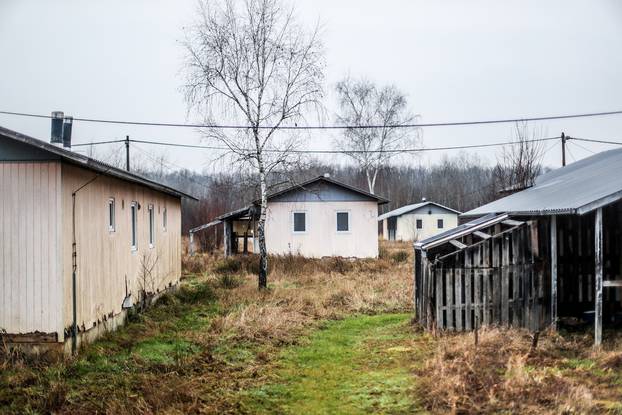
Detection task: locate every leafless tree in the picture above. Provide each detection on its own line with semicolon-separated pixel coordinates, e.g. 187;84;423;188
335;77;419;194
182;0;324;289
494;122;545;194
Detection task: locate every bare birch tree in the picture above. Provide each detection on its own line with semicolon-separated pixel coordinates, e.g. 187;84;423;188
335;77;419;194
182;0;324;289
494;121;545;194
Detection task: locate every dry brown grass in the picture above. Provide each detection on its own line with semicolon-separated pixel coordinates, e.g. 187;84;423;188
417;327;622;414
194;246;413;346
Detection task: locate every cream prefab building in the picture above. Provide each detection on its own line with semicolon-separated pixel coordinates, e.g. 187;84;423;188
379;200;460;242
0;126;195;354
217;176;388;258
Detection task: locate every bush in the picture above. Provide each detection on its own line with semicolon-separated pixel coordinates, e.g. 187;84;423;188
378;245;389;259
391;251;409;263
176;283;215;304
213;258;242;275
217;274;245;289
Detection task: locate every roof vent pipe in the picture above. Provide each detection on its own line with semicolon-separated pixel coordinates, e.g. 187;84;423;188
51;111;64;145
323;173;330;178
421;197;427;202
62;116;73;148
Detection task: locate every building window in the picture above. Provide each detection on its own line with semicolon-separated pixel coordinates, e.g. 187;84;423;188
162;207;167;232
437;219;444;229
108;198;115;232
148;204;155;248
293;212;306;233
416;219;423;229
130;202;138;251
336;211;349;232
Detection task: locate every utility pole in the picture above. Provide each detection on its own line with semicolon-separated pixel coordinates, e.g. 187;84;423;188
125;135;130;172
561;132;566;167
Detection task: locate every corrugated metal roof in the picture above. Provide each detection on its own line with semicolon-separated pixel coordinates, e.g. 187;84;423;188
0;125;198;200
415;213;507;250
377;201;461;221
462;148;622;217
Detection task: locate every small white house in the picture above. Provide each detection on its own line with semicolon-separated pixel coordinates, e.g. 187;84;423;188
378;200;460;242
217;175;389;258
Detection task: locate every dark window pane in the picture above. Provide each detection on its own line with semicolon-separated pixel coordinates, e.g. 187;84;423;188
416;219;423;229
337;212;349;231
293;212;306;232
437;219;444;229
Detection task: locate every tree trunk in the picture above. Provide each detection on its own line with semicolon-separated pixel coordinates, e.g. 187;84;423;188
256;146;269;289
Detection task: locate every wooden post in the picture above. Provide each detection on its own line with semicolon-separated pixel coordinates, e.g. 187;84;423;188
595;208;603;347
189;231;195;256
550;216;558;330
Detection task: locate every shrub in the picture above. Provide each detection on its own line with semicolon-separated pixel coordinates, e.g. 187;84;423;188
217;274;245;289
391;251;409;263
176;283;215;304
378;245;389;259
213;258;242;275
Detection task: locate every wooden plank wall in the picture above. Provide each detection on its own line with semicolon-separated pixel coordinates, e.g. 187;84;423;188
431;222;550;331
0;162;63;336
557;204;622;318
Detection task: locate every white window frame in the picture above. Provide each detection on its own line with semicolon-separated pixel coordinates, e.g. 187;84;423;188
130;201;138;251
108;197;116;233
336;210;350;233
292;211;307;234
148;204;155;248
162;207;167;232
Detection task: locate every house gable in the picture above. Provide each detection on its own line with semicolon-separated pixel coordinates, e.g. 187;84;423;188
269;180;379;203
0;135;61;161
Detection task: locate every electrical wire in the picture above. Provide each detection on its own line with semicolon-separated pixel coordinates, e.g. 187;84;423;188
571;137;622;146
2;108;622;129
569;140;595;154
128;136;560;154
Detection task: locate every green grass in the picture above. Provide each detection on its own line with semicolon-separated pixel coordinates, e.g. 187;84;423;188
241;313;423;415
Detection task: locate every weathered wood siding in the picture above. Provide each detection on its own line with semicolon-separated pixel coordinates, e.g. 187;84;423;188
421;222;550;331
61;164;182;335
0;162;63;337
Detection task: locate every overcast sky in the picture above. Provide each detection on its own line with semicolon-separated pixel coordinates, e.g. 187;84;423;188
1;0;621;173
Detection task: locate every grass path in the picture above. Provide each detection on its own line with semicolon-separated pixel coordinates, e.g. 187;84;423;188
241;313;426;414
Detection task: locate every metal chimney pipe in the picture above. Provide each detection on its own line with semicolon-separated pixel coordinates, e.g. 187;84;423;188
62;116;73;148
51;111;64;144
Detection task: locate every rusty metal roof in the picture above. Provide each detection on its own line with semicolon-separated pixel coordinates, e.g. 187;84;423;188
463;148;622;217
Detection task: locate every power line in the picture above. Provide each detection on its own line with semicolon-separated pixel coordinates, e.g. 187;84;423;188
2;108;622;129
569;140;595;155
72;139;125;147
571;137;622;146
129;136;560;154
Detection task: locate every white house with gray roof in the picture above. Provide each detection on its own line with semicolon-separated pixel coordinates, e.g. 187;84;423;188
378;200;460;242
217;175;389;258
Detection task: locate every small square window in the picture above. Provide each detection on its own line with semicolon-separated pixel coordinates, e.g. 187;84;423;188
416;219;423;229
108;198;115;232
337;212;349;232
293;212;306;233
437;219;444;229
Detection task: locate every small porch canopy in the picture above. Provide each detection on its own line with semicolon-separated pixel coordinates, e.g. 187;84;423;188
216;205;260;256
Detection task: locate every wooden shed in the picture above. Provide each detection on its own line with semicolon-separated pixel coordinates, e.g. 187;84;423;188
0;126;196;355
415;149;622;345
